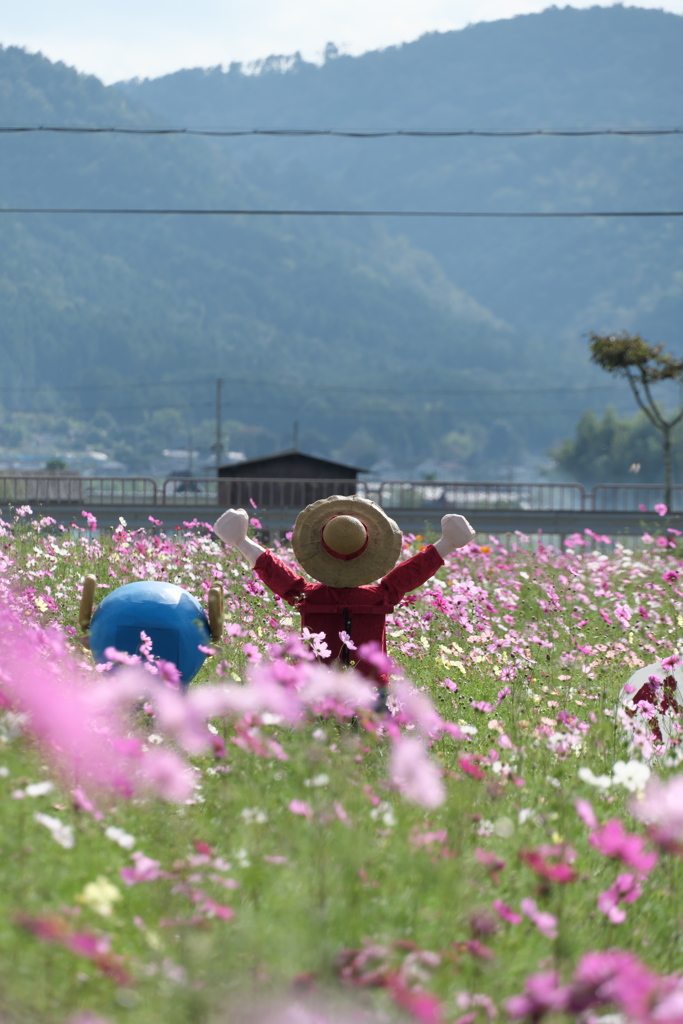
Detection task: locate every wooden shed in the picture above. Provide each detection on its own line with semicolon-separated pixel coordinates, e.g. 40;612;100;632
217;450;366;508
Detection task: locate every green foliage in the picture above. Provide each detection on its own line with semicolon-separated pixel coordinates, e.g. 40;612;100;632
550;406;668;484
0;45;526;469
589;331;683;384
588;332;683;501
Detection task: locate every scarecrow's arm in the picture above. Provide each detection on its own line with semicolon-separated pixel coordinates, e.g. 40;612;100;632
213;508;265;567
433;514;476;558
380;514;475;604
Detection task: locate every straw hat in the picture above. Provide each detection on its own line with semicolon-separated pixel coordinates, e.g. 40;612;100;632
292;495;402;587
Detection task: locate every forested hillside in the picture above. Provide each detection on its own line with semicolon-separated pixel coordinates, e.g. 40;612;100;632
1;5;681;475
122;4;683;350
0;45;539;471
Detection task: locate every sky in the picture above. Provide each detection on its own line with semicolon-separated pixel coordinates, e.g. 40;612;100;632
1;0;682;83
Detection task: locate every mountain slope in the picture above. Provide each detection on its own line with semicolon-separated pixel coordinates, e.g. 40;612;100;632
0;44;531;468
121;5;683;348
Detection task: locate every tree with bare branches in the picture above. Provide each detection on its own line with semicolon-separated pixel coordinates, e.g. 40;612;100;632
589;332;683;510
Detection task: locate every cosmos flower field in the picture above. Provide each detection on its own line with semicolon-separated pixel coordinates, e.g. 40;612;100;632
2;506;683;1024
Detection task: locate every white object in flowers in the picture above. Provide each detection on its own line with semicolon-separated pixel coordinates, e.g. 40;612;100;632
34;812;75;849
578;767;612;790
25;781;54;797
612;759;651;794
240;807;268;824
304;774;330;788
370;802;396;828
105;826;136;850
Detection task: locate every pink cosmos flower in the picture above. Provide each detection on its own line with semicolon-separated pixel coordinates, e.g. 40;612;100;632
492;899;521;925
339;630;357;651
520;846;577;884
141;749;196;802
387;973;443;1024
243;642;263;663
597;872;642;923
588;819;658;873
296;662;375;717
458;755;486;780
505;971;567;1019
568;949;658;1018
575;798;598;829
357;640;394;676
0;605;192;802
81;510;97;531
120;851;167;885
390;735;445;809
391;678;443;736
631;773;683;853
655;503;668;516
289;799;313;819
520;898;558;939
475;849;506;883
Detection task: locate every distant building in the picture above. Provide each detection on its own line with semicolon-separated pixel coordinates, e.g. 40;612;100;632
217;450;366;508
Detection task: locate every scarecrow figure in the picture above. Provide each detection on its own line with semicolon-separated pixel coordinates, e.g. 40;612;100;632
214;495;474;694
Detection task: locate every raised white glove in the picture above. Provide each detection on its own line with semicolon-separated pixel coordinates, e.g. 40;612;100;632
433;514;476;559
214;508;249;546
213;508;265;567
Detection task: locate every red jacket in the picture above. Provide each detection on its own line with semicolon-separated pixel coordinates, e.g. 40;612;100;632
253;544;443;683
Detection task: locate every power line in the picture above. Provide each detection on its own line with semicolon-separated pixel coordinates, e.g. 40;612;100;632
0;379;628;396
0;377;213;393
1;207;681;218
1;124;682;139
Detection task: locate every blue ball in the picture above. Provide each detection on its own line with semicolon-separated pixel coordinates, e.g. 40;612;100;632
89;580;211;687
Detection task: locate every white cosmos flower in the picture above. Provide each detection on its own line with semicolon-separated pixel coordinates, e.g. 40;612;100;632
578;766;612;790
304;774;330;788
370;802;396;828
240;807;268;824
34;812;75;849
105;826;136;850
612;760;651;794
25;781;54;797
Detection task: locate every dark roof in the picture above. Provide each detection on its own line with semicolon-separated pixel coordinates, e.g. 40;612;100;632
218;449;367;474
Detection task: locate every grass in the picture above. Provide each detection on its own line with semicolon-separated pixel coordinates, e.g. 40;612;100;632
0;509;682;1022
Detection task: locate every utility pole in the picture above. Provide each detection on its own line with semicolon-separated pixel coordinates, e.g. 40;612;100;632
215;378;224;472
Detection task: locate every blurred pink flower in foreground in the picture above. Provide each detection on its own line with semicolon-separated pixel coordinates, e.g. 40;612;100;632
597;872;642;923
492;899;521;925
505;970;566;1019
0;601;193;802
289;799;313;820
631;773;683;854
390;735;445;809
507;948;683;1021
520;898;558;939
588;818;658;873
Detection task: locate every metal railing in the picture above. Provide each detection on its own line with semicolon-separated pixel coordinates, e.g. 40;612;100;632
367;481;586;512
591;484;683;513
2;475;681;514
162;477;357;508
0;476;157;505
